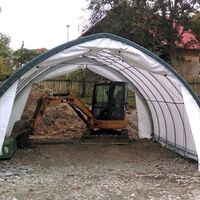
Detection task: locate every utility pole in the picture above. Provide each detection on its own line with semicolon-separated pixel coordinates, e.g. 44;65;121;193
66;24;70;42
0;7;2;32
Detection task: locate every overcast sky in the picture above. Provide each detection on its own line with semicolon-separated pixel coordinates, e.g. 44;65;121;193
0;0;91;50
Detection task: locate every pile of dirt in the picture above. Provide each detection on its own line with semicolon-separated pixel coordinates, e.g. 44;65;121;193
126;109;138;139
23;84;52;119
33;104;85;139
23;84;86;139
23;84;138;140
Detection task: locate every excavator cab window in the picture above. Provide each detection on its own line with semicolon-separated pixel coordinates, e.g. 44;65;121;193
92;84;109;120
109;85;125;120
92;82;127;120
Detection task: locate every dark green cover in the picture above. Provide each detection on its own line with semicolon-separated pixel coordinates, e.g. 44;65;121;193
0;137;17;159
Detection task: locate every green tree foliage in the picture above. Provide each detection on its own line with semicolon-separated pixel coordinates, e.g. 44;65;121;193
0;33;13;80
191;11;200;40
87;0;200;66
13;48;41;68
0;33;12;59
0;33;46;80
151;0;200;65
0;56;13;80
87;0;165;57
66;68;106;81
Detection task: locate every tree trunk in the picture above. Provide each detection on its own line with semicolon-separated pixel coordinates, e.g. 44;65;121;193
82;77;86;97
169;40;178;69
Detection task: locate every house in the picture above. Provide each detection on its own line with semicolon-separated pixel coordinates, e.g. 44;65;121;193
175;29;200;79
82;22;200;80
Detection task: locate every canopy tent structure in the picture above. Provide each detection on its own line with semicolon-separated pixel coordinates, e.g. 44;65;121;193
0;33;200;169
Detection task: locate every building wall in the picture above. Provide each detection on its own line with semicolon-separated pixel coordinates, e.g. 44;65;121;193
176;49;200;79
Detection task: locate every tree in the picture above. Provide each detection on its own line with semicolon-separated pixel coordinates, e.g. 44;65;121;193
150;0;200;66
86;0;167;58
191;11;200;40
87;0;200;66
0;33;46;80
0;33;13;80
0;33;12;58
13;47;41;69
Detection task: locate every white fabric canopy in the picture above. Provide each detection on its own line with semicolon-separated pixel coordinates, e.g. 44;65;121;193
0;33;200;170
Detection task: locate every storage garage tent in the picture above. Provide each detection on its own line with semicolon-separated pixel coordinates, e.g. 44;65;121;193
0;33;200;169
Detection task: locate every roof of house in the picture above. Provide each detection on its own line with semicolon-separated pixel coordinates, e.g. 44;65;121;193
176;27;200;50
82;21;200;50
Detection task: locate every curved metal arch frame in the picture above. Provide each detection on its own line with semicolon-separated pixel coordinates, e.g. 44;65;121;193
81;52;159;136
87;54;160;137
87;51;172;141
132;68;168;142
86;50;189;151
150;74;187;154
85;49;187;148
100;64;158;137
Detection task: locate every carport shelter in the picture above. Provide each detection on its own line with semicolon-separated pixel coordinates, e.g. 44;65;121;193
0;33;200;170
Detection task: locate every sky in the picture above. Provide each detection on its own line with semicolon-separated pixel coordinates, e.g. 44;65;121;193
0;0;91;50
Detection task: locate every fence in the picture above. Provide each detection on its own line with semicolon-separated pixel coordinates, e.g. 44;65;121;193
37;79;137;107
1;79;200;97
38;79;200;96
188;82;200;97
38;79;99;97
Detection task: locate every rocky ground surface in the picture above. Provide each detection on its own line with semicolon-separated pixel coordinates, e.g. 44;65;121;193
1;84;200;199
0;140;200;200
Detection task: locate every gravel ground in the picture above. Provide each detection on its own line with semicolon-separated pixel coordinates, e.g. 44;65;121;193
2;84;199;199
0;139;200;200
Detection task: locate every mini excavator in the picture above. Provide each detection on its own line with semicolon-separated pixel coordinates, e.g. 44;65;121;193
13;81;129;146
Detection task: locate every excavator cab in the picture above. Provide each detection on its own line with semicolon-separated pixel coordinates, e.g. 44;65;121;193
92;82;127;121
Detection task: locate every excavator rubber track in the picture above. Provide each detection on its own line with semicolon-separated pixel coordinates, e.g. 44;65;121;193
81;129;129;145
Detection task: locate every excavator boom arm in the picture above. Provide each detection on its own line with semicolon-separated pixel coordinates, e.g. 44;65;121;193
31;88;128;132
67;95;93;119
31;93;95;130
